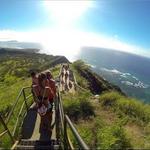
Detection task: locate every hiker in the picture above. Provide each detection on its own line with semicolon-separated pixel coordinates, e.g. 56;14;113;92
61;66;65;80
32;73;54;133
30;71;38;106
64;68;69;90
31;71;38;86
60;66;65;91
46;70;56;98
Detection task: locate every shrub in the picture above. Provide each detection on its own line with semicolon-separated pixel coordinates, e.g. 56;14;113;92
64;99;81;121
99;91;122;107
117;98;150;123
80;99;95;119
63;92;95;121
97;125;132;149
99;91;150;124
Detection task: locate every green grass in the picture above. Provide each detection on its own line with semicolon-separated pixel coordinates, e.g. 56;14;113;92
62;88;132;149
62;90;94;121
0;78;31;116
99;91;150;124
96;124;131;149
0;78;33;148
98;91;150;149
71;61;89;89
67;115;132;149
50;64;61;78
63;62;150;149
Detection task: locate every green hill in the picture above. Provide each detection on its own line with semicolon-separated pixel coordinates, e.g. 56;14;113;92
0;49;69;117
62;60;150;149
0;52;150;149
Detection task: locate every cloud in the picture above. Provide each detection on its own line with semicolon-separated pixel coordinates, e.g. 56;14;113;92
0;29;150;60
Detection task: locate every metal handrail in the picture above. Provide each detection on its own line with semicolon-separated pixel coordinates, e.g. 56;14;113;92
56;66;89;150
6;86;31;124
56;89;89;149
65;115;89;150
5;88;24;124
0;86;32;144
0;65;89;149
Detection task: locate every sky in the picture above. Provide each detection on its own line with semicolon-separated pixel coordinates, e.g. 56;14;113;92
0;0;150;60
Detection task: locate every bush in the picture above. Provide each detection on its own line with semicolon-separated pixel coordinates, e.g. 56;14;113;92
74;123;93;148
80;99;95;119
63;92;95;121
97;125;132;149
99;91;122;107
99;91;150;124
64;99;81;121
72;60;90;70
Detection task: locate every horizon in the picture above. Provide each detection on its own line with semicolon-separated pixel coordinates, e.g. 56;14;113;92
0;0;150;59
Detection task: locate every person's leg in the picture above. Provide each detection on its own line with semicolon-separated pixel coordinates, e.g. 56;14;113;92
40;116;44;132
46;111;53;135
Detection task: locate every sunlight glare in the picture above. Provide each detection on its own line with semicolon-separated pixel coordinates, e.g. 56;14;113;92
44;1;92;27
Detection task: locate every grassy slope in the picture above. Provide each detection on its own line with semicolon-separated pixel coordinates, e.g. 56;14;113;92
62;60;150;149
0;49;66;148
0;50;68;114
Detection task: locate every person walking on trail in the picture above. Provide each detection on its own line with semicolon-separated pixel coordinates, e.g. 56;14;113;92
61;66;65;80
31;71;38;86
46;70;56;99
30;71;38;107
32;73;55;134
60;66;65;92
64;68;69;91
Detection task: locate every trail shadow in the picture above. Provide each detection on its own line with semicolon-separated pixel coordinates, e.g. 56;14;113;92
39;111;55;141
39;129;52;141
21;109;37;139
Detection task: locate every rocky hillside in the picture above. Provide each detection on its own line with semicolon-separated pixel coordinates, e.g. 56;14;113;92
72;60;124;95
63;60;150;149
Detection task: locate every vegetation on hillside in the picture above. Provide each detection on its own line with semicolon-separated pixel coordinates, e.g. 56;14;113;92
0;53;150;149
0;49;68;148
0;49;68;114
62;60;150;149
72;60;124;95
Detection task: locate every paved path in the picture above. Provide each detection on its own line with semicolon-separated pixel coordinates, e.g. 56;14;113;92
21;103;56;141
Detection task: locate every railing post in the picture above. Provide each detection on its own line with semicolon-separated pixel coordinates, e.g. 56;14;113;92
0;114;15;143
22;88;28;111
64;117;68;150
55;94;60;140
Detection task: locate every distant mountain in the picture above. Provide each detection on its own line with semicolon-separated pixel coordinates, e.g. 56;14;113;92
0;40;43;50
77;47;150;103
0;47;40;53
0;49;69;83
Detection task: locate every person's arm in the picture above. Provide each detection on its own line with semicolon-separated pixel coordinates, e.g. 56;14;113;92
45;86;55;99
32;85;39;103
51;80;56;96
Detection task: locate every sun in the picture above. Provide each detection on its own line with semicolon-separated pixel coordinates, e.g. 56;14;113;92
43;1;92;27
41;1;93;61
